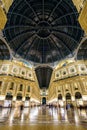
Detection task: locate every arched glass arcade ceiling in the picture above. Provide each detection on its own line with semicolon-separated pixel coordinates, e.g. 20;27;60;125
35;66;53;89
3;0;84;89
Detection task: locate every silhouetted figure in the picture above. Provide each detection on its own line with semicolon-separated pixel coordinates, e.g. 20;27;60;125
20;104;24;116
0;104;2;111
59;104;60;109
8;104;11;108
9;103;12;112
66;104;70;110
70;104;74;110
79;105;82;111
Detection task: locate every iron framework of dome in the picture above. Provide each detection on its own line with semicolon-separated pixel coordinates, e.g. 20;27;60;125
77;39;87;60
4;0;84;64
0;39;10;60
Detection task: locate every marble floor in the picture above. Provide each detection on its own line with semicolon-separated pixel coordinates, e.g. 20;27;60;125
0;106;87;130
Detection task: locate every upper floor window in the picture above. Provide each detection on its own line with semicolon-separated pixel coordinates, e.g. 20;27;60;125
9;82;14;90
56;74;59;77
29;73;31;77
63;71;66;75
19;84;23;91
27;86;30;92
22;71;25;75
0;81;2;90
2;66;7;71
70;68;75;72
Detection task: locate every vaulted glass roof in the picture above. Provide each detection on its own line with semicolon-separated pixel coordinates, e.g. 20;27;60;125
35;66;53;89
3;0;84;64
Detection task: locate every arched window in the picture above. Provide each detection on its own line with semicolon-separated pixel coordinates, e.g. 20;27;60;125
27;86;30;92
66;93;71;100
19;84;23;91
6;92;13;100
42;97;46;104
25;96;30;100
75;92;82;99
58;94;62;100
17;93;22;100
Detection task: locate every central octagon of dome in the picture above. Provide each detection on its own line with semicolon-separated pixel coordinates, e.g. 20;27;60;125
37;21;51;38
4;0;84;64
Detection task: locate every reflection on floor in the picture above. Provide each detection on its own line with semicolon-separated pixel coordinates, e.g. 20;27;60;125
0;106;87;130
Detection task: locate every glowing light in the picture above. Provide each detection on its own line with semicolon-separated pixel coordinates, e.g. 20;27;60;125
30;98;40;103
0;96;5;100
48;98;57;103
83;95;87;100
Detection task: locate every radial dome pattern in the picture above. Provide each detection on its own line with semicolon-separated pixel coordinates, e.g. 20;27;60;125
4;0;84;63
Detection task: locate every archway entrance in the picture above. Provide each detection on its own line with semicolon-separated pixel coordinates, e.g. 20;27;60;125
6;93;13;100
75;92;83;107
75;92;82;99
58;94;63;107
42;97;46;105
66;93;71;100
16;93;22;100
25;96;30;107
58;94;62;100
4;92;13;107
66;93;72;109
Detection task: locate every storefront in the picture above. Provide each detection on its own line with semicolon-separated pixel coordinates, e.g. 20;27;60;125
75;92;83;107
58;94;64;107
24;97;30;107
4;92;13;107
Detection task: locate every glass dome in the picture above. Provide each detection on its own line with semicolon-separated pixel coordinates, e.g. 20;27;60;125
4;0;84;63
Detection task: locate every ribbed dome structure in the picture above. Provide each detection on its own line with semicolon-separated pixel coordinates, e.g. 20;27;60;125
4;0;83;64
77;39;87;60
0;39;10;60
